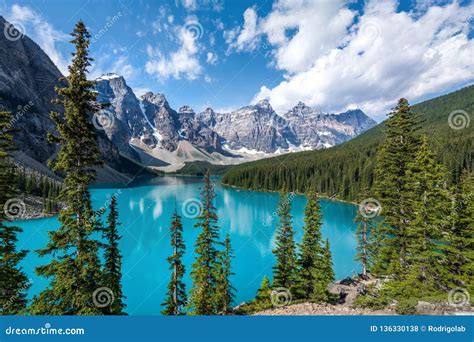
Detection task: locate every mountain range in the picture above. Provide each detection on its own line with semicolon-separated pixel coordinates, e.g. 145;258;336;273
0;16;376;179
222;85;474;200
95;73;376;172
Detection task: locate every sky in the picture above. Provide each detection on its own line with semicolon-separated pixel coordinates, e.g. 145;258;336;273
1;0;473;121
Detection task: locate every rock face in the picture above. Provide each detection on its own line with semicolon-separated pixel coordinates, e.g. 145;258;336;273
0;16;61;164
198;100;292;153
0;16;143;180
283;102;376;149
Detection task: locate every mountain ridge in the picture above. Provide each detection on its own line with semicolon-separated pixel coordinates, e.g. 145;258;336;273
95;73;376;171
221;84;474;200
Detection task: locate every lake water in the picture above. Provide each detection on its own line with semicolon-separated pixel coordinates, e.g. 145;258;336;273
14;176;360;315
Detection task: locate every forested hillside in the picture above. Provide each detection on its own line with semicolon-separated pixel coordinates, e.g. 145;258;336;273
221;85;474;201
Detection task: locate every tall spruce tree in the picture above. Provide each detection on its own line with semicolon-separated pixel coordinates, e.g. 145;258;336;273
312;239;335;301
103;195;125;314
189;170;221;315
388;137;452;299
373;98;421;277
162;209;187;315
446;169;474;301
30;21;104;315
449;171;474;300
354;190;380;277
0;111;30;315
255;275;271;303
272;189;297;293
215;233;235;314
296;191;327;300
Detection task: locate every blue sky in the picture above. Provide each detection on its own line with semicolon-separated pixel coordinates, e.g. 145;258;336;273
2;0;474;121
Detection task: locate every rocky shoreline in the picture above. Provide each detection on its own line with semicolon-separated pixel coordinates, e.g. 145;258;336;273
6;195;57;221
254;302;394;315
253;276;473;316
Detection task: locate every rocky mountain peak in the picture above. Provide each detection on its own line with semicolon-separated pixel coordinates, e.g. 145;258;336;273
178;105;195;114
97;73;122;81
140;92;168;107
255;99;272;111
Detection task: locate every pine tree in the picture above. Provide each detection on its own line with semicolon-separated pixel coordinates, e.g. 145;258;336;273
30;21;104;315
449;171;474;300
272;189;297;293
354;191;380;277
0;111;30;315
296;191;327;300
373;98;421;277
103;195;125;315
25;173;32;195
255;275;271;303
388;137;452;299
307;239;335;302
162;209;187;315
189;170;221;315
215;233;235;314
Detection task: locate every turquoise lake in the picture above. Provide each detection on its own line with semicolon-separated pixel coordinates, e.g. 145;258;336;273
14;176;360;315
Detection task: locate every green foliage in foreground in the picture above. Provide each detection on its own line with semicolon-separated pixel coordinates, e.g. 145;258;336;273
0;111;30;315
188;171;235;315
221;85;474;201
295;192;330;301
272;190;298;292
356;99;473;313
162;209;187;315
30;21;105;315
103;195;125;315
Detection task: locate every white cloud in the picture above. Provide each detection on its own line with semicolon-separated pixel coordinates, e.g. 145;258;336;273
132;87;152;97
206;51;218;64
178;0;224;12
111;56;138;80
236;0;474;121
224;6;261;53
145;25;203;80
6;4;69;74
181;0;197;11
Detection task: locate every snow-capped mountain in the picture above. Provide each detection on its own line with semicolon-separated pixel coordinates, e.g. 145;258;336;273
94;74;376;171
